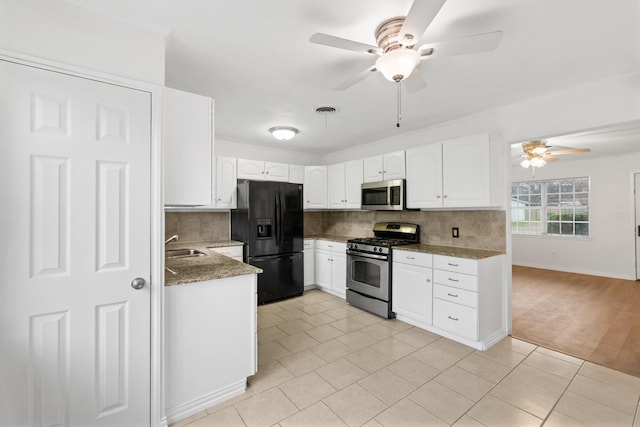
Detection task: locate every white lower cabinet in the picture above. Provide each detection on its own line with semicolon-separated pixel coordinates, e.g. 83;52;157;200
393;249;506;350
431;254;506;349
304;239;315;288
165;274;257;424
392;250;433;327
314;240;347;298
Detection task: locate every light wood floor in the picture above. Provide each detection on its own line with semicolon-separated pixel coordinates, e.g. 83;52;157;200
512;265;640;377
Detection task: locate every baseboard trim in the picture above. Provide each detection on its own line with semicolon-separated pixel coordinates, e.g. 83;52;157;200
512;262;634;281
165;379;247;425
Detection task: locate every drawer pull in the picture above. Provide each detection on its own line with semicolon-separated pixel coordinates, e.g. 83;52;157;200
447;293;458;298
448;277;459;282
406;256;415;260
426;279;431;283
448;315;459;321
448;262;459;267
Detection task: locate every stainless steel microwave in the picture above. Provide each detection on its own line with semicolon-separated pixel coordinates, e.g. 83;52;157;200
361;179;405;211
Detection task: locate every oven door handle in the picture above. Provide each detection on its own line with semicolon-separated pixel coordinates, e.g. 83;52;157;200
346;249;388;260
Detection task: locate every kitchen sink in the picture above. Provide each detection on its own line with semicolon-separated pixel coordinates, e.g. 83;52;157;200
165;248;207;259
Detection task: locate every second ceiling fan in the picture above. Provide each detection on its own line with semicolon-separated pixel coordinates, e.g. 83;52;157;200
309;0;504;93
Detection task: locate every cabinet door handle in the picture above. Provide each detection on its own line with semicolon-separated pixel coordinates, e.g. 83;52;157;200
426;279;431;283
406;256;415;260
443;195;448;198
448;277;459;282
448;315;459;321
447;293;458;298
266;171;269;175
448;263;459;267
436;195;441;199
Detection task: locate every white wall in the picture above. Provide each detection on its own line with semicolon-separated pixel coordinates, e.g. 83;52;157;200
216;138;319;165
321;73;640;164
0;0;165;84
512;150;640;280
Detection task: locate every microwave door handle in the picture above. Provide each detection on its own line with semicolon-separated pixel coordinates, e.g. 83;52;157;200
387;185;391;207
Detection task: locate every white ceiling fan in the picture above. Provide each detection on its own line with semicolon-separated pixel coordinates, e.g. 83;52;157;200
309;0;504;93
520;140;590;169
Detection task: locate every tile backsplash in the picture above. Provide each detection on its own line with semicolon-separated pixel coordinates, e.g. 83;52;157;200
304;210;506;252
166;209;506;252
165;211;230;243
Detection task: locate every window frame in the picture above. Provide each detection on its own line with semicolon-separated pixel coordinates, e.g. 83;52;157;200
511;176;590;237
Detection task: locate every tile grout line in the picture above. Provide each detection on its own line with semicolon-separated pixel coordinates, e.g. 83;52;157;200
450;344;541;426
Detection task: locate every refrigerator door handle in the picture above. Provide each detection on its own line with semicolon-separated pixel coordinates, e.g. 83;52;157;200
275;190;281;247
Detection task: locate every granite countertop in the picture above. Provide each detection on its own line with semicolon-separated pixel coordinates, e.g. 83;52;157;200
165;240;261;286
304;234;356;244
396;244;505;260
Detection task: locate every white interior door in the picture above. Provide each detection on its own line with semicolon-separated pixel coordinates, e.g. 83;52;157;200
636;174;640;280
0;60;151;426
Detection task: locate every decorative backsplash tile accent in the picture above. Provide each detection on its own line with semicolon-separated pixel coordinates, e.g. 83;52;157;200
165;211;230;243
304;210;506;251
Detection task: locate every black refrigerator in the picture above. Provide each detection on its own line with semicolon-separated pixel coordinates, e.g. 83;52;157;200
231;180;304;304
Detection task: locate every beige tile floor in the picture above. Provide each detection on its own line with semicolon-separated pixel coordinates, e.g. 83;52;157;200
171;289;640;427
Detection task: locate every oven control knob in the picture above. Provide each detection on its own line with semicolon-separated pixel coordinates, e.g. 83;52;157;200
354;244;358;249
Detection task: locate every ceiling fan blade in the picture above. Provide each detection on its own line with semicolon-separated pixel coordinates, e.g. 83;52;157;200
398;0;447;47
333;64;378;91
547;148;591;155
403;69;428;94
309;33;381;55
419;30;503;58
541;155;560;162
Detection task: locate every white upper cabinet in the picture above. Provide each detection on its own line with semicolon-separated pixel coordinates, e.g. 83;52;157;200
304;165;327;209
328;159;363;209
163;87;214;206
237;159;289;182
406;143;443;208
289;164;304;184
213;156;237;209
406;133;504;209
363;150;405;182
441;135;494;207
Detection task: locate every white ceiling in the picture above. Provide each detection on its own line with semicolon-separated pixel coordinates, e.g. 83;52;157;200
64;0;640;156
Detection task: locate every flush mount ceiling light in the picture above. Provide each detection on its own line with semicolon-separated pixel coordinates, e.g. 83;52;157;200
269;126;298;141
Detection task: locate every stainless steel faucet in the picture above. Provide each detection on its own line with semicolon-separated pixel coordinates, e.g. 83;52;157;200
165;234;179;245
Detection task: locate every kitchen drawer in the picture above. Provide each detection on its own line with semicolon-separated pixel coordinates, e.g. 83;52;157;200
393;249;433;268
209;245;243;259
433;269;477;292
303;239;315;249
315;240;346;252
433;298;478;341
433;284;477;309
433;255;477;275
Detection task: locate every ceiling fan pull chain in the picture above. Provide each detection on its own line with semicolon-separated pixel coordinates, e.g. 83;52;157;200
396;81;402;127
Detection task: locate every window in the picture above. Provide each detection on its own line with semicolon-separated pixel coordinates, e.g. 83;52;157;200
511;177;589;236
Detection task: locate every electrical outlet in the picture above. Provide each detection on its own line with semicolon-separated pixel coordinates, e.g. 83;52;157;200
452;227;459;238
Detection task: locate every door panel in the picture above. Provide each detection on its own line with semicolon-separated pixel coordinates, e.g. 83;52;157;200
0;60;151;426
636;174;640;280
249;254;303;304
279;182;303;254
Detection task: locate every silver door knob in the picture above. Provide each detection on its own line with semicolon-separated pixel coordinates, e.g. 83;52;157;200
131;277;146;290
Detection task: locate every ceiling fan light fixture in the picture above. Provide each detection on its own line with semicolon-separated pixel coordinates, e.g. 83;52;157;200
520;158;531;168
269;126;298;141
375;48;420;82
530;156;546;168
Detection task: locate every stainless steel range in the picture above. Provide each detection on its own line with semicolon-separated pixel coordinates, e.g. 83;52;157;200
346;222;419;318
